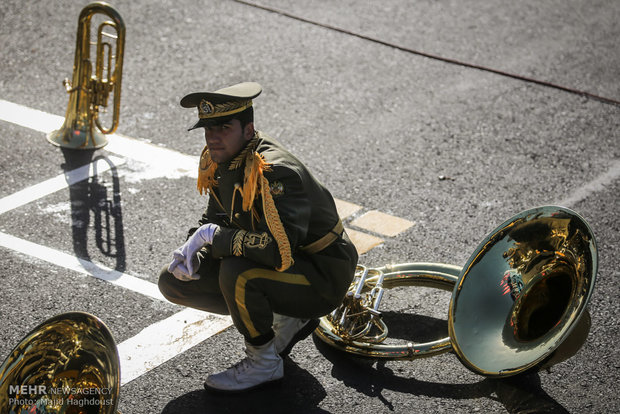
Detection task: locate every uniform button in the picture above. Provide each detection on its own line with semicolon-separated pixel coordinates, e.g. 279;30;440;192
235;213;241;219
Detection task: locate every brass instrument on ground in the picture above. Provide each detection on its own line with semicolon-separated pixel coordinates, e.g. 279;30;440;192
0;312;121;413
316;205;597;377
47;2;125;150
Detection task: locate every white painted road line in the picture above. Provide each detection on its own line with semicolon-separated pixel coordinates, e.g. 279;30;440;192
0;233;234;387
0;231;166;302
117;308;232;385
0;99;63;134
105;134;198;178
3;98;620;213
0;99;198;179
0;156;125;215
0;231;234;385
0;99;417;240
557;158;620;208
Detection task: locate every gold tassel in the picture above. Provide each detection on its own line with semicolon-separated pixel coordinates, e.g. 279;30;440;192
197;145;218;195
240;149;292;271
260;174;294;272
241;151;270;211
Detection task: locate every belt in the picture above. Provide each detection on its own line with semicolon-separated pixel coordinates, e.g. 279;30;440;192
299;220;344;254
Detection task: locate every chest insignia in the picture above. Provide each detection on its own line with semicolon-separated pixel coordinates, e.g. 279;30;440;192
269;181;285;197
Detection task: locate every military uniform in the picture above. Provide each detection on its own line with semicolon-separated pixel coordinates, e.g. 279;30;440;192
158;83;358;385
161;130;357;340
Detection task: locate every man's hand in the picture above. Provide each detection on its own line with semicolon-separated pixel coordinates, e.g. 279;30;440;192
168;223;219;280
168;254;198;281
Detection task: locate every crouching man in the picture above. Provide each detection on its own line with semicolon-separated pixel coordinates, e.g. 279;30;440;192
158;82;358;392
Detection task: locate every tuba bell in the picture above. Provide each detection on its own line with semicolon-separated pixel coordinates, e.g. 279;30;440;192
47;2;125;150
315;205;597;377
0;312;121;413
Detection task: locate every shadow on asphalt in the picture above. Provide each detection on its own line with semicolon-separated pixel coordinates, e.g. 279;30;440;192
160;357;329;414
158;311;567;413
311;312;570;414
60;148;127;273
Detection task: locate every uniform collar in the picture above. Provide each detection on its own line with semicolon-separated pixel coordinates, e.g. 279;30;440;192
217;132;260;171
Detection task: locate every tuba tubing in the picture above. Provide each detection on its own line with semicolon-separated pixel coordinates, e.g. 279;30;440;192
315;262;461;359
315;206;597;377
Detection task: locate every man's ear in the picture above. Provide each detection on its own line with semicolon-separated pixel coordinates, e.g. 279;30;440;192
243;122;255;141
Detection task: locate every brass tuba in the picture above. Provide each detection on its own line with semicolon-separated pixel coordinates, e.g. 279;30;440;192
0;312;121;413
315;206;597;377
47;2;125;150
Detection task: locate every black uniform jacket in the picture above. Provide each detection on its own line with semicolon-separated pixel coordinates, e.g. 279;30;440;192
192;132;358;303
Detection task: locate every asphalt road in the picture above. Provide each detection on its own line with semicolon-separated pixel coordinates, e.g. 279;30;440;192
1;1;619;413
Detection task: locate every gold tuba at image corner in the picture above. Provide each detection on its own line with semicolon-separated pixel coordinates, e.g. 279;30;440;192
0;312;121;414
47;2;125;150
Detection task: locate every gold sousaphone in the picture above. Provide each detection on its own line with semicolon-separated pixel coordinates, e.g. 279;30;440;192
47;2;125;150
315;205;597;376
0;312;121;413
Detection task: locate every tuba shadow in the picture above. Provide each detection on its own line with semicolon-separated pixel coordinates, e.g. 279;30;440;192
313;311;569;413
60;148;126;272
160;358;329;414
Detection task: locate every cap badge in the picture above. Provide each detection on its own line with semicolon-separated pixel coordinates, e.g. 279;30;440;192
199;99;214;116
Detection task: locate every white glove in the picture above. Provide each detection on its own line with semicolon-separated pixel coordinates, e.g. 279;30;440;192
170;223;219;279
168;253;199;281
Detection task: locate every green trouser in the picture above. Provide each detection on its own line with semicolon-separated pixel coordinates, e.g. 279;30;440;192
158;236;357;345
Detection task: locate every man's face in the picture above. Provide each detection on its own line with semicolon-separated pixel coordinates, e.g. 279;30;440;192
204;119;253;163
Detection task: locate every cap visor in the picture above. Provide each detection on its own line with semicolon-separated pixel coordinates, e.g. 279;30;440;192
187;118;206;131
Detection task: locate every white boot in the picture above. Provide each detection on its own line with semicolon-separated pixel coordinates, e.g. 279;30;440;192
204;338;283;392
273;313;320;357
